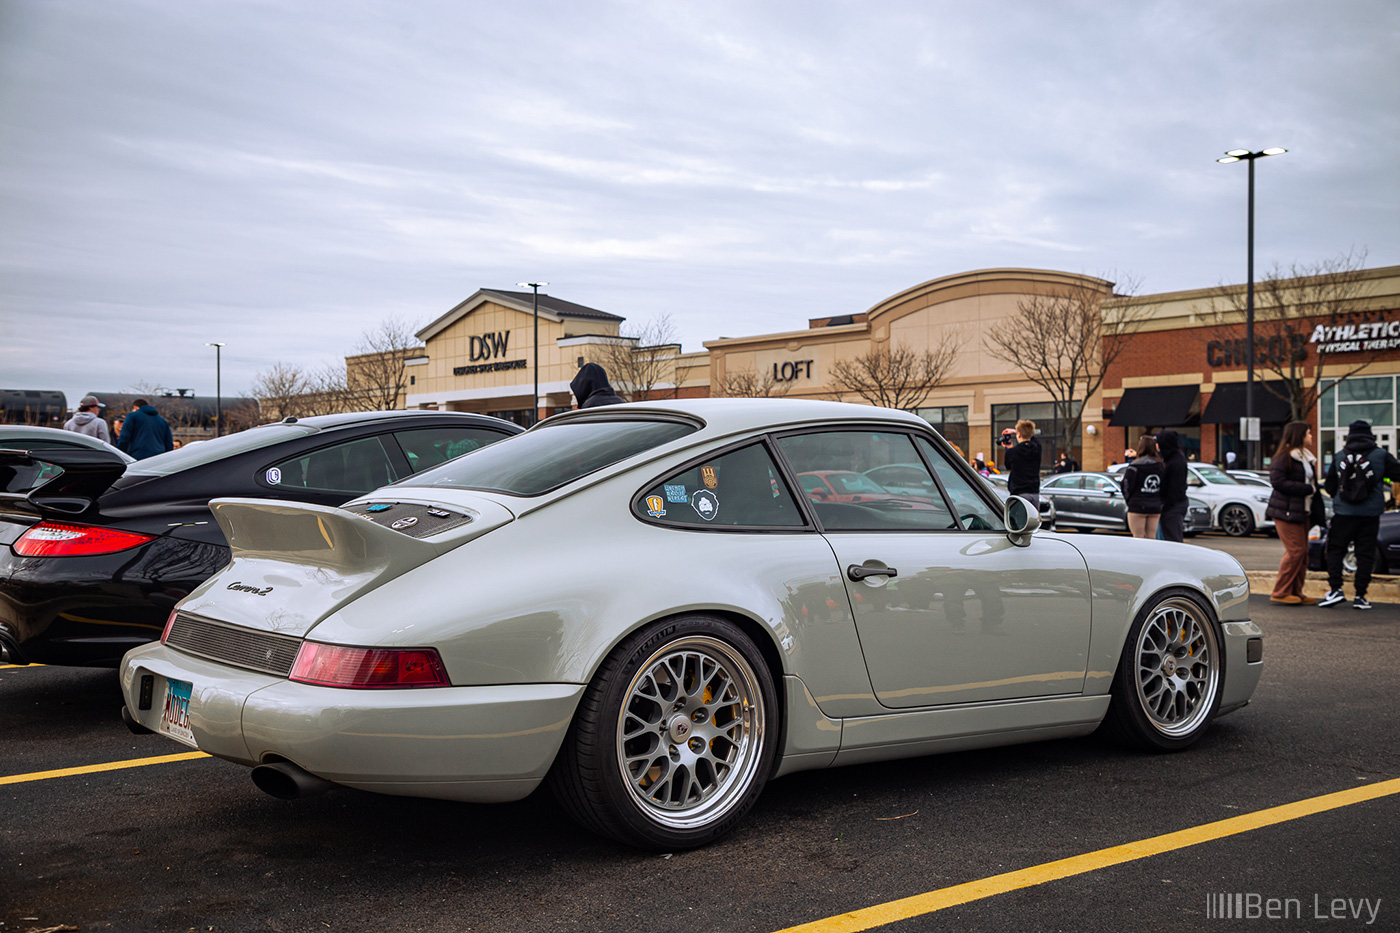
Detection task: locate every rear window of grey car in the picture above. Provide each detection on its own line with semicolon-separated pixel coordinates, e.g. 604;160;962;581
401;419;697;496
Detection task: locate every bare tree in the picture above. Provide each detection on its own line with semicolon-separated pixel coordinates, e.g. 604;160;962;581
983;276;1154;456
827;339;962;410
1200;249;1377;421
249;362;314;420
594;314;679;401
347;316;424;411
712;365;792;399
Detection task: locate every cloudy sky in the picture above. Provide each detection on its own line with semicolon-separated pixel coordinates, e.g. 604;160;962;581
2;0;1397;407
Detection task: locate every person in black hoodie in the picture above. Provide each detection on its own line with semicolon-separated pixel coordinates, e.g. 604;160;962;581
1122;434;1164;538
569;362;626;409
1002;420;1042;507
1155;429;1189;542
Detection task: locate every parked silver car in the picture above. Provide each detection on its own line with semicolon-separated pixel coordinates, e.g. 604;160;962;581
1040;471;1211;536
121;400;1262;850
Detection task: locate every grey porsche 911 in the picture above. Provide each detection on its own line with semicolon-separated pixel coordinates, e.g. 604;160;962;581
121;399;1263;850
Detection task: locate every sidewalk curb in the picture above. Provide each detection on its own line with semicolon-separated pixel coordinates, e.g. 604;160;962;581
1246;570;1400;603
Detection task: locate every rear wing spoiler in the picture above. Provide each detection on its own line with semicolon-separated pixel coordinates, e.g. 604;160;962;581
0;446;129;518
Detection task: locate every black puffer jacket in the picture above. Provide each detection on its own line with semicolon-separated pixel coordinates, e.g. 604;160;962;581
1156;430;1189;510
1266;450;1316;525
569;363;626;408
1122;456;1164;514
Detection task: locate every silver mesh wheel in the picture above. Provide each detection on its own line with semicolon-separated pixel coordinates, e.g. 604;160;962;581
1133;597;1220;738
615;635;765;830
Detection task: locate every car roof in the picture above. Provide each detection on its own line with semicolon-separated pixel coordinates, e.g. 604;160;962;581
0;424;133;460
539;398;929;441
269;410;518;431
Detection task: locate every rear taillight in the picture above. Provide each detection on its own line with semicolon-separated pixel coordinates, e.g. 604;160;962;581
289;643;450;689
13;521;156;557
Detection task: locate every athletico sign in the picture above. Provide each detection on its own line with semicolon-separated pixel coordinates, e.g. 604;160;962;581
1310;319;1400;354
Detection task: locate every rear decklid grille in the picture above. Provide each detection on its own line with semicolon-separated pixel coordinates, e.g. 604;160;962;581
165;611;301;676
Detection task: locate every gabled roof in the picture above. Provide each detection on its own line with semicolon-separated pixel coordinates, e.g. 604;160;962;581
418;288;624;342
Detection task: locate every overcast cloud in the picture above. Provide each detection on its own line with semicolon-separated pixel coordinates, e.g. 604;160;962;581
2;0;1397;406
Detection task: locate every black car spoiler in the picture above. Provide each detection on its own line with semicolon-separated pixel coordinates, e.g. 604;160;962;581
0;447;129;518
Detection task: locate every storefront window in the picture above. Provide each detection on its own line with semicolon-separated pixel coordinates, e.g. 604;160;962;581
991;402;1082;469
914;405;969;457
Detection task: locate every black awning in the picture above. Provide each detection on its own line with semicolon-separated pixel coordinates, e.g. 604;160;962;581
1108;385;1199;428
1201;381;1293;424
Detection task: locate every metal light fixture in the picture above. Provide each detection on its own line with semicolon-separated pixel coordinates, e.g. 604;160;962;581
205;342;226;437
516;282;548;426
1217;148;1287;470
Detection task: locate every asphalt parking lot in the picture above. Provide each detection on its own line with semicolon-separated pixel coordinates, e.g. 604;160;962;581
4;534;1398;933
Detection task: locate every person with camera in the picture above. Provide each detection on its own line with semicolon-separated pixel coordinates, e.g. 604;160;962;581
1001;420;1042;508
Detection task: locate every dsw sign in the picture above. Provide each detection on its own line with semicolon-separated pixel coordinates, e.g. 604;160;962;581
470;332;510;361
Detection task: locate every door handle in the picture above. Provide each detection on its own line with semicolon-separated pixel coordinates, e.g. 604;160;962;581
848;564;898;582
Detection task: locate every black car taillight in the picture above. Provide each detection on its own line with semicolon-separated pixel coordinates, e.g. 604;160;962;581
13;520;156;557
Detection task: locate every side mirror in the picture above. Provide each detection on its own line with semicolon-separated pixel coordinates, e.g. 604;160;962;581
1004;495;1041;547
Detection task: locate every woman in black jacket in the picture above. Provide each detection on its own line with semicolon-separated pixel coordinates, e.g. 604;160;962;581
1265;421;1319;605
1122;434;1164;538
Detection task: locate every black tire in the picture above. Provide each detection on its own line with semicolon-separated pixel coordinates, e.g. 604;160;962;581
548;615;778;850
1100;590;1222;752
1219;504;1255;537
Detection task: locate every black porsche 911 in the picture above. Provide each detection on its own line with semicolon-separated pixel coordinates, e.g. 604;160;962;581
0;410;522;666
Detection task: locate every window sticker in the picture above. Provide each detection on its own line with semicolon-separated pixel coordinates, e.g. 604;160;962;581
645;495;667;518
367;504;392;513
664;483;688;503
265;468;282;485
701;466;718;489
691;489;719;521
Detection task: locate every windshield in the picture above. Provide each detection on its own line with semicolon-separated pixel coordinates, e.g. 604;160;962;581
122;424;316;477
399;418;697;496
1193;465;1241;485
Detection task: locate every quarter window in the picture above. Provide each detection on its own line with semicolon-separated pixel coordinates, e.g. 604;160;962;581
266;437;401;494
638;443;804;529
777;431;956;531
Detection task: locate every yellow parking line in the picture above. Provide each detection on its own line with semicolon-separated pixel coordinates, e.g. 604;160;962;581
775;777;1400;933
0;663;44;669
0;751;209;785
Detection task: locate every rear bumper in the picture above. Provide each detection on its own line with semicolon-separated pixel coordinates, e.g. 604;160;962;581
120;642;584;803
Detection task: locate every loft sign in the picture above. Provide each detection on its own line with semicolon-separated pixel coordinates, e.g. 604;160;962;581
773;360;814;382
1310;319;1400;354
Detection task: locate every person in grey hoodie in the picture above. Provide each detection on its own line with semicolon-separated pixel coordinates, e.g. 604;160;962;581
62;395;110;444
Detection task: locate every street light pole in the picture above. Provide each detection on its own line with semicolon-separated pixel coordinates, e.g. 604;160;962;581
517;282;548;426
205;342;225;437
1217;147;1286;470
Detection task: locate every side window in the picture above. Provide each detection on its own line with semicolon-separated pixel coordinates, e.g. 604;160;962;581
638;443;804;529
265;436;401;494
395;427;513;473
1043;474;1082;490
916;437;1004;531
777;431;956;531
1084;475;1114;493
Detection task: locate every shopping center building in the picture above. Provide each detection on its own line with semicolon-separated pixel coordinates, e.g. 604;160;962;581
402;265;1400;469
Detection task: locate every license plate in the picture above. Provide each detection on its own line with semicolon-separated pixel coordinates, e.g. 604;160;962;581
157;677;197;748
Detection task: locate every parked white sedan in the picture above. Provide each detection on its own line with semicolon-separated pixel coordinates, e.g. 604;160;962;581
121;400;1263;850
1109;461;1273;536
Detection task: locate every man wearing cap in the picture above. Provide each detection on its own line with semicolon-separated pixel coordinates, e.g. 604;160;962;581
63;395;111;444
1319;419;1400;610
